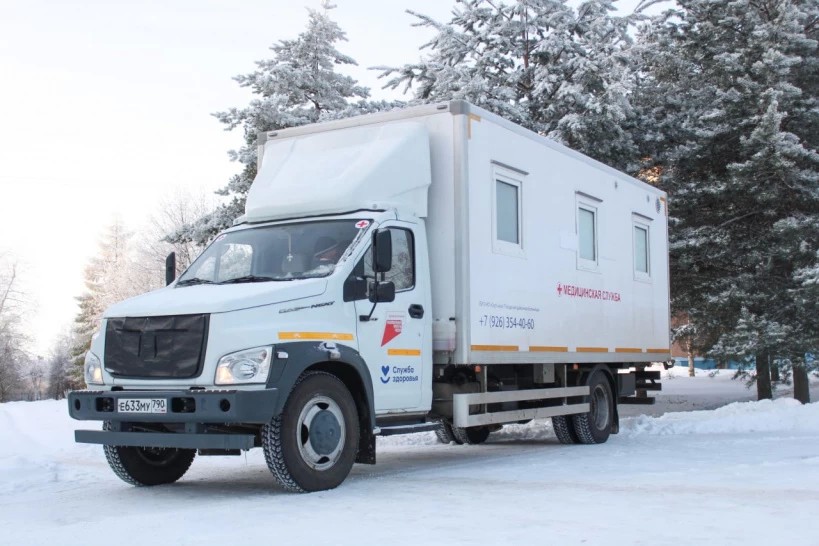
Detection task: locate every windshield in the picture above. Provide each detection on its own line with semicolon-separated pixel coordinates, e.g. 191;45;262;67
177;219;369;285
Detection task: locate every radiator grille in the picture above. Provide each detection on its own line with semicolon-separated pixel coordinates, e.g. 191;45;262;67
104;314;209;379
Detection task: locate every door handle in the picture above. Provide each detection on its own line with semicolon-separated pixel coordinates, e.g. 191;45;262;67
408;304;424;319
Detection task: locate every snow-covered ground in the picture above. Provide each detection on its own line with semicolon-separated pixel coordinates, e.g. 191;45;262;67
1;367;818;545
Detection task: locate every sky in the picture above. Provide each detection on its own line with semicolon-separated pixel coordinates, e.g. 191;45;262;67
0;0;460;355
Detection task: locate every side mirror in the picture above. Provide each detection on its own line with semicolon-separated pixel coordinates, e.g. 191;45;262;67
343;277;368;302
165;252;177;286
368;280;396;303
372;230;392;273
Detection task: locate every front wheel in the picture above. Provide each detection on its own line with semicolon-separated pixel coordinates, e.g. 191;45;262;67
102;422;196;486
571;371;614;444
262;372;359;492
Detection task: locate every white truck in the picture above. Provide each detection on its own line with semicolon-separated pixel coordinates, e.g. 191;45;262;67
69;101;670;492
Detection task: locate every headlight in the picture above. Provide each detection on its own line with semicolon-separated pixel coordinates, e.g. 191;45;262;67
84;352;104;385
215;346;273;385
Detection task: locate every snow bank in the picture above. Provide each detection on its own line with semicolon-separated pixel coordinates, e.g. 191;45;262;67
0;400;99;495
0;457;60;494
623;398;819;437
2;391;819;546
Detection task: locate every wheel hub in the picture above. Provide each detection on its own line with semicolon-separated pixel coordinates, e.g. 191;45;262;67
309;409;342;455
296;395;347;470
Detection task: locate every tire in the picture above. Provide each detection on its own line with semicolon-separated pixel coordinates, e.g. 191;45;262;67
452;425;491;445
102;422;196;486
571;371;614;444
551;415;581;444
434;420;462;444
262;371;359;492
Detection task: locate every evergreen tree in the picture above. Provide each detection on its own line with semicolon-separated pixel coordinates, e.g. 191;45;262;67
634;0;819;399
378;0;639;170
172;4;393;245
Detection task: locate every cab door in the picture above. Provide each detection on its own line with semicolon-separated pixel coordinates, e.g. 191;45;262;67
347;223;431;413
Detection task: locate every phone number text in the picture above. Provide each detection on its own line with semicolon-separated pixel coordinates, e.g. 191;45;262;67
478;315;535;330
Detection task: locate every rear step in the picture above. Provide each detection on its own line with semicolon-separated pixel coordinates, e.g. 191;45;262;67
619;368;662;405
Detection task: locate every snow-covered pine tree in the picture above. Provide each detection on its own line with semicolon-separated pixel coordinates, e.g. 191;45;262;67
794;250;819;399
171;4;393;246
634;0;819;400
376;0;545;126
378;0;639;171
535;0;638;170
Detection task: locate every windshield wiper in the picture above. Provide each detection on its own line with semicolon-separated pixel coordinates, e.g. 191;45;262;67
219;275;278;284
175;277;215;287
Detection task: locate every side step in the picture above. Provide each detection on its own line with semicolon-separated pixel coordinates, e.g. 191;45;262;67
453;386;590;428
377;422;441;436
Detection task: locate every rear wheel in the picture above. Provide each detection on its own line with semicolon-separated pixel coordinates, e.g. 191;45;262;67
102;422;196;486
551;415;580;444
452;425;491;445
571;372;614;444
435;420;462;444
262;372;359;492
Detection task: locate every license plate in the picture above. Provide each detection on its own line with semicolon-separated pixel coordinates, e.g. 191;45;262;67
117;398;168;414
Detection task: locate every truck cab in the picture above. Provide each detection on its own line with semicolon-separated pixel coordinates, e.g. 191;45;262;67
70;120;441;492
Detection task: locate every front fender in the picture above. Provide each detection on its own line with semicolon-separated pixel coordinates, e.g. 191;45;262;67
268;341;375;431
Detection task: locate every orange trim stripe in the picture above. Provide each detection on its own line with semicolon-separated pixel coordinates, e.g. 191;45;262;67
387;349;421;356
278;332;355;341
471;344;518;352
467;345;668;354
529;346;569;353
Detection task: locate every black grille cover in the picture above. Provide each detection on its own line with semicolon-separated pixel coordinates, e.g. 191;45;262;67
104;314;209;379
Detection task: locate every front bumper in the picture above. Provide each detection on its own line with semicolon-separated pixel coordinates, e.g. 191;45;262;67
68;388;279;450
